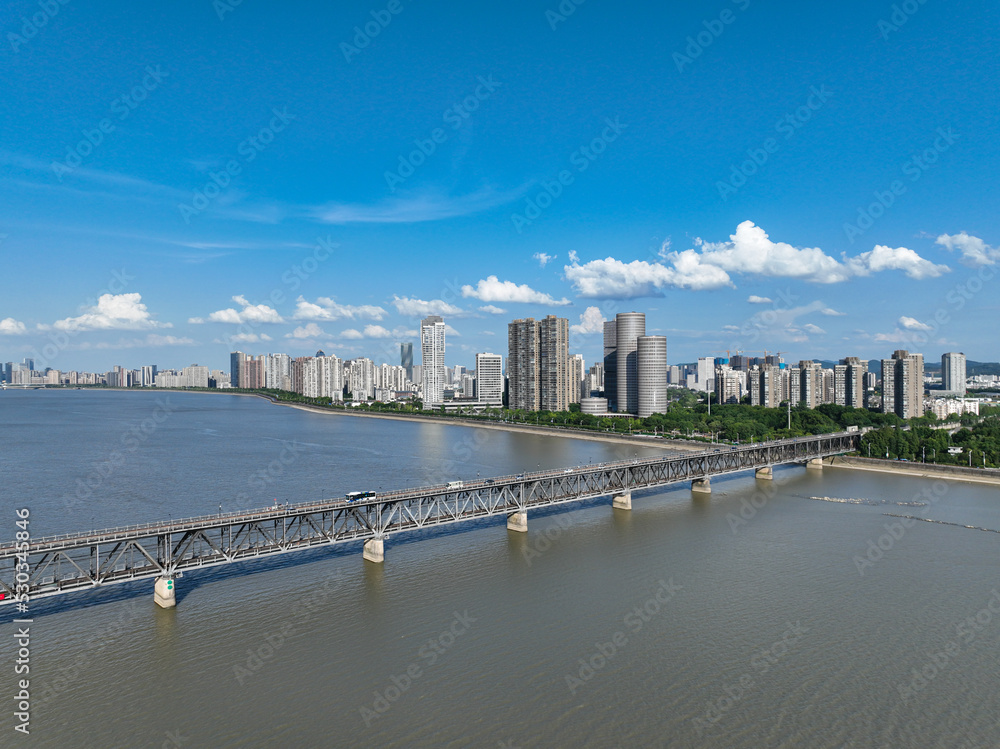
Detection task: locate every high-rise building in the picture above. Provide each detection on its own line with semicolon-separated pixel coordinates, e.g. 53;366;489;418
586;363;604;398
400;342;414;383
230;351;245;388
789;360;824;408
346;358;376;401
714;363;744;405
476;353;503;405
420;316;446;408
615;312;646;414
603;321;618;411
507;319;540;411
834;357;867;408
637;335;668;417
567;354;585;406
539;315;570;412
748;364;785;408
697;357;715;393
881;349;925;419
941;352;966;394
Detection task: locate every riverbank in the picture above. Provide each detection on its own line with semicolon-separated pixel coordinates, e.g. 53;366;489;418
827;455;1000;486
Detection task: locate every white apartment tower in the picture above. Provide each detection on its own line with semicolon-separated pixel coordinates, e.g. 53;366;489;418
420;316;446;408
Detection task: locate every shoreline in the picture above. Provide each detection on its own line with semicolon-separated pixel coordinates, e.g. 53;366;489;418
827;456;1000;486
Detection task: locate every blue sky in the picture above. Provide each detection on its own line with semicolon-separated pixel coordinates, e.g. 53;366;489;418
1;0;998;373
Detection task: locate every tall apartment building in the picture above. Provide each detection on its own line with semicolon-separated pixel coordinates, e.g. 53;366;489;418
834;357;867;408
788;360;824;408
475;353;503;405
264;353;292;391
615;312;646;414
697;357;715;393
346;358;376;401
568;354;585;405
603;321;618;412
507;316;572;411
748;364;785;408
420;315;446;408
941;352;966;394
637;335;668;417
714;363;744;405
881;349;925;419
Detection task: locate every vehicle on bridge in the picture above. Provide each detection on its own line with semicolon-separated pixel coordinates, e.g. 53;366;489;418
447;481;463;490
346;491;377;503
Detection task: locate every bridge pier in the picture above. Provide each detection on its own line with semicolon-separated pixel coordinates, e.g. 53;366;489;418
692;478;711;495
612;491;632;510
363;537;384;563
154;576;176;608
507;511;528;533
807;458;824;470
755;466;773;480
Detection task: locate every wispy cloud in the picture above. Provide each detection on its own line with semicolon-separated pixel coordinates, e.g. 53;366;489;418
312;186;526;225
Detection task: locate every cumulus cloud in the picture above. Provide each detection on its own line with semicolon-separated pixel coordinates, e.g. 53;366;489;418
337;325;418;340
0;318;27;335
533;252;556;267
899;316;932;331
195;295;284;325
461;276;570;305
391;296;466;317
54;293;171;331
478;305;507;315
570;306;607;335
564;222;950;299
285;323;328;339
293;296;386;322
936;232;999;267
846;245;949;280
747;295;773;304
217;333;273;344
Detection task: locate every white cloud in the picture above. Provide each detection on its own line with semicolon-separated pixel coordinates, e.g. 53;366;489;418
144;334;194;346
533;252;556;268
570;306;607;335
312;187;525;224
936;232;999;267
564;255;732;298
391;296;465;317
821;307;847;316
337;325;417;340
899;316;932;331
54;293;170;332
200;295;284;325
568;250;579;263
461;276;570;305
478;305;506;315
802;323;826;335
747;295;773;304
285;323;328;339
293;296;386;321
0;318;27;335
847;245;949;280
216;333;273;344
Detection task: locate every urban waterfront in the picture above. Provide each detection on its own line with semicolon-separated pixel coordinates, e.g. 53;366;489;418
3;391;999;748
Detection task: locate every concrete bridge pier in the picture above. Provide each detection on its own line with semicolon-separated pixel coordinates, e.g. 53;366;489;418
154;576;176;608
755;466;773;480
692;478;711;495
363;537;385;563
807;458;824;470
612;491;632;510
507;511;528;533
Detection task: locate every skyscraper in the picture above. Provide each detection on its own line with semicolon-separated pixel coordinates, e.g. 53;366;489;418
475;353;503;405
636;335;667;417
420;316;446;408
941;352;966;394
400;342;413;382
615;312;646;415
230;351;245;388
508;318;540;411
881;349;924;419
834;357;867;408
539;315;570;412
603;321;618;411
568;354;585;404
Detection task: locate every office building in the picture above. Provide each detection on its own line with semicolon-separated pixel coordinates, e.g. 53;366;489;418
401;342;414;382
615;313;646;414
603;321;618;411
637;335;668;417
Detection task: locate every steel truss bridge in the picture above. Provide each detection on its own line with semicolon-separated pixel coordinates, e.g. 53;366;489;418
0;431;859;607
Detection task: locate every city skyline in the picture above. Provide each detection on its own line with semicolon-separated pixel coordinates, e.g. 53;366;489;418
1;1;998;371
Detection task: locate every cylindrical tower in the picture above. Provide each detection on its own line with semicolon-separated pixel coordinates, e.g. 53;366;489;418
637;335;667;418
615;313;646;415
